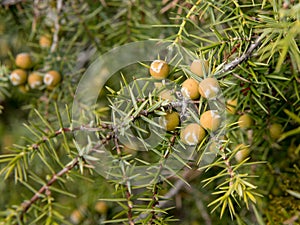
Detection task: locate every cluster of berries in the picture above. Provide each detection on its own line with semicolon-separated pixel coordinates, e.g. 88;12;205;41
9;35;61;92
149;59;284;163
149;59;221;146
226;97;283;163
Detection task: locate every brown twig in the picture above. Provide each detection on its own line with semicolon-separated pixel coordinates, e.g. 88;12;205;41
217;35;264;75
19;126;114;222
32;0;40;32
20;157;79;220
219;145;235;186
149;185;159;223
50;0;62;53
126;188;135;225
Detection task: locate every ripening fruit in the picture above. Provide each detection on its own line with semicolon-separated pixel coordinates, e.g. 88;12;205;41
200;110;221;132
180;123;206;145
15;53;33;69
190;59;209;77
181;78;200;100
226;99;238;114
238;114;253;129
234;144;250;163
155;82;175;101
269;123;283;140
39;35;52;48
43;70;61;88
28;72;43;89
149;60;169;79
9;69;27;86
160;111;180;131
198;77;220;99
159;89;175;101
70;209;84;225
94;201;108;214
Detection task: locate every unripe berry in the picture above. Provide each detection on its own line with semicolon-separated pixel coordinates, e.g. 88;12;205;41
269;123;283;140
190;59;209;77
159;89;175;101
200;110;221;132
28;72;43;89
155;83;175;101
181;78;200;100
161;111;180;131
180;123;206;145
43;70;61;88
15;53;33;69
226;98;238;114
9;69;27;86
198;77;220;99
39;35;52;48
70;209;84;225
149;60;169;79
238;114;253;129
234;144;250;163
94;201;108;214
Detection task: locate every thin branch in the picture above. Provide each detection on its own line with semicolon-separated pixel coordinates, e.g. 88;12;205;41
283;211;300;225
126;188;135;225
174;0;202;44
149;185;159;224
31;125;110;150
31;0;40;32
189;187;212;225
50;0;62;53
219;145;235;187
19;130;114;221
158;168;201;208
217;35;264;75
160;0;180;14
20;157;79;219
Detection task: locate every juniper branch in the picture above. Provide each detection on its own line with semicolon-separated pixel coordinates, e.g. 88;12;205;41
19;129;114;221
20;157;79;220
126;188;135;225
31;125;107;150
217;35;264;75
